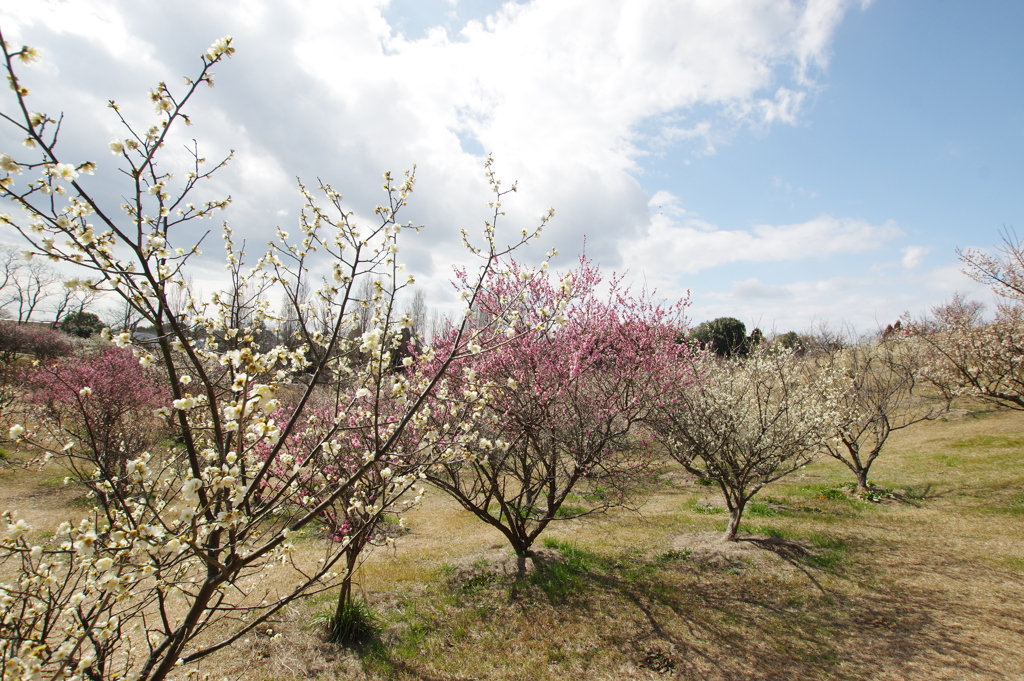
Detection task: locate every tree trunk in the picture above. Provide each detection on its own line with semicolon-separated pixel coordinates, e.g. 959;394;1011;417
723;502;744;541
510;534;534;558
333;549;359;623
856;467;870;493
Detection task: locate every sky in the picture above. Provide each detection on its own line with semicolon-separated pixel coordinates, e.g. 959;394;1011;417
0;0;1021;334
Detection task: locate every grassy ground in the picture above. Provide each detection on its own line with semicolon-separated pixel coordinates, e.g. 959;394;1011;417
3;406;1023;680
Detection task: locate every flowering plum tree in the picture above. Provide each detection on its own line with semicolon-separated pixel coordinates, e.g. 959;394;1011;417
909;296;1024;411
0;320;71;363
0;31;548;680
0;321;71;449
255;396;430;633
23;347;168;483
958;229;1024;302
647;342;843;541
813;335;940;492
904;232;1024;412
422;257;690;557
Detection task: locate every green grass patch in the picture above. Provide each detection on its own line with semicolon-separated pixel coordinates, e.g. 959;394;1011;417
554;504;588;518
656;549;692;563
749;525;790;540
950;435;1024;450
683;497;725;515
805;533;848;571
814;486;847;501
577;486;615;502
533;538;604;602
980;491;1024;516
746;501;780;518
798;484;871;509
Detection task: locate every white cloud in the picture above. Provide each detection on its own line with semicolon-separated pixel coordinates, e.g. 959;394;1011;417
0;2;159;64
901;245;929;269
622;192;901;275
731;278;793;299
0;0;866;312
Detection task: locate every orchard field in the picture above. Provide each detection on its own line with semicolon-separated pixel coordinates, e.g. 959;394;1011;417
4;403;1022;681
2;27;1024;681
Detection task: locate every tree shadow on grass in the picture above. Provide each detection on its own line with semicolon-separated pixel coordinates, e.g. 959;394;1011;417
365;536;1016;681
597;536;1011;681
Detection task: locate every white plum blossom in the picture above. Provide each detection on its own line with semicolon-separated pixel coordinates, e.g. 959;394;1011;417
206;36;234;61
0;153;22;173
172;396;199;410
48;163;79;181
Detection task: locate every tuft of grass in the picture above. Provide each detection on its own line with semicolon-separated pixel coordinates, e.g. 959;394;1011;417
751;525;789;540
685;497;725;515
460;572;498;592
313;599;380;646
457;557;500;592
815;486;847;501
577;485;614;502
656;549;692;563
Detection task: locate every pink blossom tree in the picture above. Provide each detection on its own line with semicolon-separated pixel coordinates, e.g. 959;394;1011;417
422;256;691;557
24;347;169;482
255;397;427;633
0;320;72;363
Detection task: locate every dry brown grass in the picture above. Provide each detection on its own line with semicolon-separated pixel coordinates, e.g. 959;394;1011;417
3;405;1024;680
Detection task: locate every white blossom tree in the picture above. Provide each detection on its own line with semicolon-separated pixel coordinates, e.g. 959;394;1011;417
908;288;1024;412
0;31;551;680
815;335;941;491
647;343;843;541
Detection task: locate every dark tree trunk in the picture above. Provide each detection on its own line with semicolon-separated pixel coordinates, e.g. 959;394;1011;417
334;548;360;623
